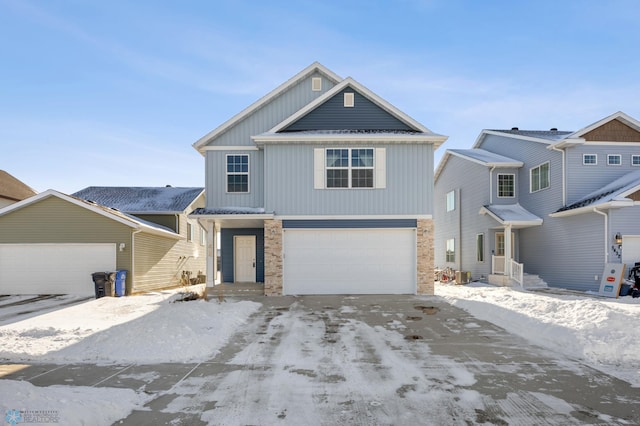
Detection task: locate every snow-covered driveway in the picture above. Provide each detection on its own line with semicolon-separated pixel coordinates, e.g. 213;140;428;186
1;292;639;425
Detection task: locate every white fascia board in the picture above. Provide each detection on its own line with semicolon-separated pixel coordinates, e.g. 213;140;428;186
275;214;433;220
434;151;451;182
549;200;635;218
475;130;554;146
138;223;183;239
187;213;274;221
478;206;542;227
253;133;446;145
268;77;443;137
192;62;343;155
568;111;640;138
202;145;260;151
447;150;523;168
547;138;585;149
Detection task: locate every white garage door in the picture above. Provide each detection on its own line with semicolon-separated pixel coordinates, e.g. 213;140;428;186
622;236;640;271
0;244;117;295
283;229;416;295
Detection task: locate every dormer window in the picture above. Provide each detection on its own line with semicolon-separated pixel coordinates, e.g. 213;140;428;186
344;92;354;107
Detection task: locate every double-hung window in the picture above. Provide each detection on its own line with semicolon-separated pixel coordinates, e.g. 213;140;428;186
226;154;249;193
530;162;550;193
326;148;374;188
497;174;515;198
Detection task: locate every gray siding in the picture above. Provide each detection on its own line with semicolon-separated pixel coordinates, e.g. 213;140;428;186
434;155;496;280
220;229;264;283
565;145;640;205
205;149;265;208
283;89;412;131
264;143;434;215
210;71;336;147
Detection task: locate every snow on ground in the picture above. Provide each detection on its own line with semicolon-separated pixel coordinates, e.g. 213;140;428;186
0;291;261;364
436;281;640;387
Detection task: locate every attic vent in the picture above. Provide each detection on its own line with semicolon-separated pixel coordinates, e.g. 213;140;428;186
550;128;558;131
344;92;354;108
311;77;322;91
511;127;519;131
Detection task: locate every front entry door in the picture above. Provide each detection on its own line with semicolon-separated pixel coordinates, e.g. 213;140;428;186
234;235;256;282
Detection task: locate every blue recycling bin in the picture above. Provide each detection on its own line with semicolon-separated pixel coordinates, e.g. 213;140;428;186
114;270;127;297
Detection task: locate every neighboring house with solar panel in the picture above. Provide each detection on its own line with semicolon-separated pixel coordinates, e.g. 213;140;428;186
434;111;640;292
0;170;37;209
0;186;205;295
190;62;448;295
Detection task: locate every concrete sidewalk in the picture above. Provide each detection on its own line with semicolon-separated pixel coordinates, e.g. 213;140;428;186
3;295;640;425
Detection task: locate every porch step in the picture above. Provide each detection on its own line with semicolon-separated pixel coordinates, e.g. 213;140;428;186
521;273;548;289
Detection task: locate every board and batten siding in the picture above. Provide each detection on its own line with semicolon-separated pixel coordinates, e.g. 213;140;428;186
434;155;496;280
264;143;434;215
283;89;412;131
0;196;132;274
205;149;265;209
210;71;336;147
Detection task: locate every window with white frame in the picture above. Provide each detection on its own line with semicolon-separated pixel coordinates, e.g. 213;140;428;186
530;162;550;193
446;238;455;263
226;154;249;192
632;155;640;166
325;148;374;188
608;154;622;166
446;190;455;212
187;223;194;242
476;233;484;262
200;227;206;245
497;174;515;197
583;154;597;165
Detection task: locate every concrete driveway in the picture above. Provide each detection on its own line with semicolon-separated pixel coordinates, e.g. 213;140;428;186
3;294;640;425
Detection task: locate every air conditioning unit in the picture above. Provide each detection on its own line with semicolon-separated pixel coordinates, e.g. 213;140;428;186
455;271;471;284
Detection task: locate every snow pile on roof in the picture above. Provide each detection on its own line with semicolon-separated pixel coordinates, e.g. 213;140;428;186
557;169;640;212
73;186;203;213
448;148;521;165
437;282;640;386
191;206;267;215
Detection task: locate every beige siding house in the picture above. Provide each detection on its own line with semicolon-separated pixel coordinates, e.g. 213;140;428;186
0;187;206;295
0;170;37;209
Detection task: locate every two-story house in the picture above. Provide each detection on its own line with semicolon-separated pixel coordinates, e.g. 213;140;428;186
434;111;640;292
191;62;447;295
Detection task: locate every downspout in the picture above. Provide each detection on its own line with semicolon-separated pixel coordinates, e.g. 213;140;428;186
489;166;495;204
457;187;462;273
131;229;142;295
593;208;608;264
549;145;566;206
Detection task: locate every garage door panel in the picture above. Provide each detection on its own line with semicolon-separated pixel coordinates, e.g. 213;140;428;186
0;244;116;295
283;229;416;295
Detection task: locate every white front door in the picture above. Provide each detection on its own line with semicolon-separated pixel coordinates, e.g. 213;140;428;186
234;235;256;282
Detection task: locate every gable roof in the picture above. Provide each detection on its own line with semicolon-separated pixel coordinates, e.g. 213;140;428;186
479;204;543;228
254;77;447;147
435;149;522;182
72;186;204;214
0;170;37;202
551;170;640;217
0;190;180;238
567;111;640;139
192;62;342;153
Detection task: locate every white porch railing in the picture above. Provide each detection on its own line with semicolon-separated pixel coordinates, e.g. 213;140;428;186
510;259;524;287
491;255;524;287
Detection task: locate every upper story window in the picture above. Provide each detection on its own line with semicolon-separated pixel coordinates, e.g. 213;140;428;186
608;154;622;166
632;155;640;166
446;190;455;212
187;223;194;242
326;148;374;188
583;154;597;165
226;154;249;193
497;174;515;198
530;162;550;193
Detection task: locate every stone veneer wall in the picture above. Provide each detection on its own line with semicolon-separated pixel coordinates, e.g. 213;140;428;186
264;219;283;296
416;219;434;295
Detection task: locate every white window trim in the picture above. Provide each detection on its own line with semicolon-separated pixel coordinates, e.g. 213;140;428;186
497;173;515;198
344;92;354;107
320;147;383;190
187;223;194;242
607;154;622;166
446;238;455;263
476;233;485;263
311;77;322;91
632;155;640;166
446;190;455;212
225;154;250;193
583;154;597;165
529;161;550;193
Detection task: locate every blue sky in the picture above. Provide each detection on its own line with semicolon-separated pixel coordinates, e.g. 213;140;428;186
2;0;639;194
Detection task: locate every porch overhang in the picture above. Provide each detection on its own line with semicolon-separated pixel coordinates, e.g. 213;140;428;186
479;204;543;229
189;207;274;229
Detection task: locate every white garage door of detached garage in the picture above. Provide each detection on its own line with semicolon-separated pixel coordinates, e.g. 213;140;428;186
622;236;640;270
0;244;116;295
283;229;416;295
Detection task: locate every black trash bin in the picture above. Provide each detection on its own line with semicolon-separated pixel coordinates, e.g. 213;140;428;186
92;272;115;298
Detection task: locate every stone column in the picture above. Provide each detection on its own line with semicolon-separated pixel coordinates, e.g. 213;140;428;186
416;219;435;295
264;219;283;296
